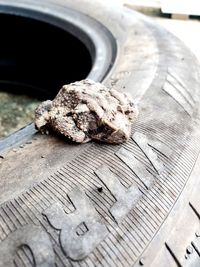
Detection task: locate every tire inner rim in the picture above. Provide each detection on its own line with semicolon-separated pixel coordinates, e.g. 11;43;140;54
0;4;117;99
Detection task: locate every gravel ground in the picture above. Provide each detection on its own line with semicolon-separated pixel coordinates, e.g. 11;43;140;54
0;92;40;138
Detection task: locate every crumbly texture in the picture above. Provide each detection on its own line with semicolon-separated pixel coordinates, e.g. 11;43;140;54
35;79;138;144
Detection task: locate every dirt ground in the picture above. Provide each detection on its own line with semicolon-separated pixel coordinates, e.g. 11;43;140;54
0;92;39;138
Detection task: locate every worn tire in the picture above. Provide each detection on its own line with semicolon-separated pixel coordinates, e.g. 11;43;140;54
0;1;200;266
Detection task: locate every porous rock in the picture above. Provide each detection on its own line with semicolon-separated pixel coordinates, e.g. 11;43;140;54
35;80;138;144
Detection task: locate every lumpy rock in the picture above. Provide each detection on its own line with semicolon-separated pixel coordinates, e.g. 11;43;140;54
35;80;138;144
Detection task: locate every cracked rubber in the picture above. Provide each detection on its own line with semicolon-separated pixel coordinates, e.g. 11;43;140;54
0;0;200;266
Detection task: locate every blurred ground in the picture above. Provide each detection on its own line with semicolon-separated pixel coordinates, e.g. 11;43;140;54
0;92;39;138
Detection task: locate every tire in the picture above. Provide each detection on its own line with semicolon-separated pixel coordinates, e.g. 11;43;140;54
0;1;200;266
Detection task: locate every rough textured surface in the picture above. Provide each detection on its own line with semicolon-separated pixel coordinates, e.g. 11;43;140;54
0;92;40;138
35;80;138;143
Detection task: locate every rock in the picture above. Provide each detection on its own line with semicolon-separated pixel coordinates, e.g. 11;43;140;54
35;79;138;144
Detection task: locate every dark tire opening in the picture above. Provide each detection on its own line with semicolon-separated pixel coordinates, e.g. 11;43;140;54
0;14;92;100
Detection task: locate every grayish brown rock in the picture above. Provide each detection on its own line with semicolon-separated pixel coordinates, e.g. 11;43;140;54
35;80;138;144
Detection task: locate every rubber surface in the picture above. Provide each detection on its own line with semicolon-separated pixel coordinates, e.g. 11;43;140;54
0;1;200;266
